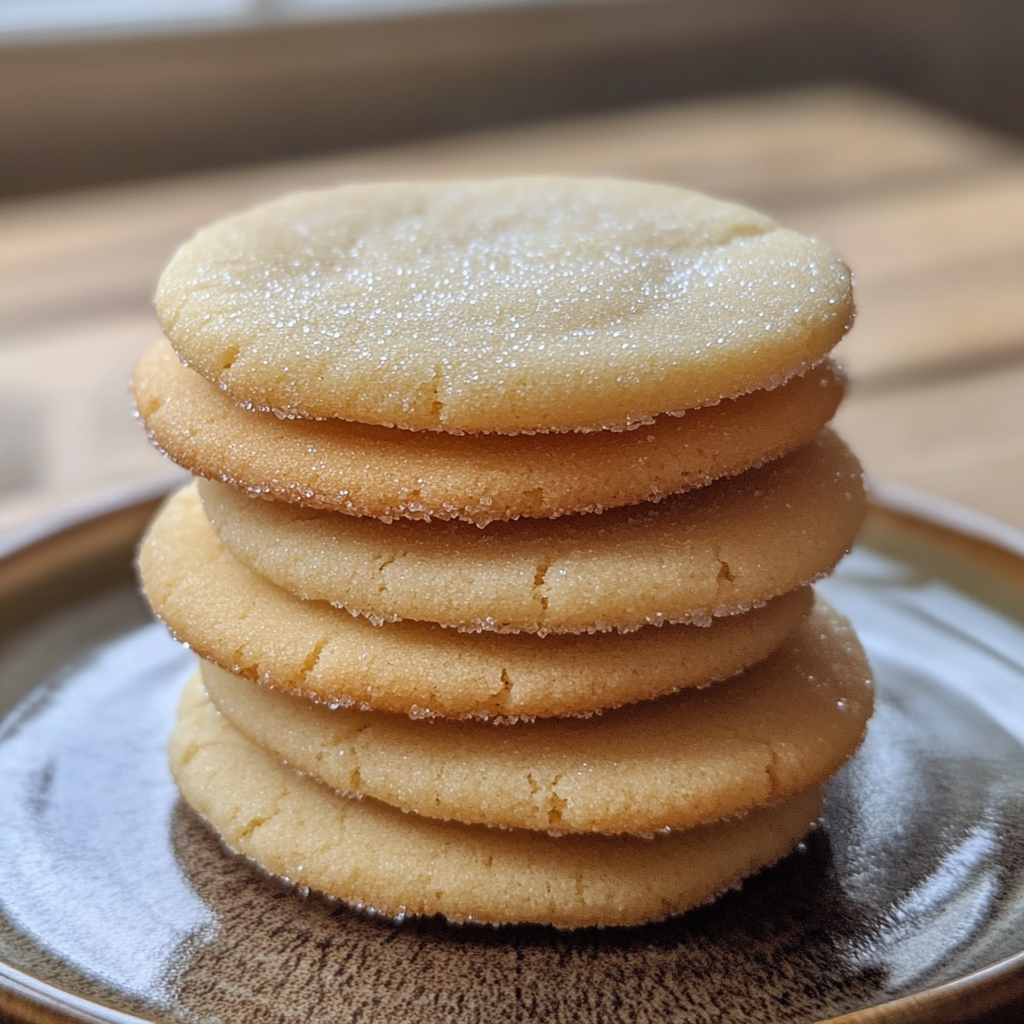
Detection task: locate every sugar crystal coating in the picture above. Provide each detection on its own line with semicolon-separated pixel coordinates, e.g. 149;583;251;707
157;178;854;433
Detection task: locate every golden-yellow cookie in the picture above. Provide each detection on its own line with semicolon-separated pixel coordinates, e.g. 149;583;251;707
156;178;853;434
197;429;864;633
171;674;825;928
138;484;812;718
199;596;872;835
134;339;845;524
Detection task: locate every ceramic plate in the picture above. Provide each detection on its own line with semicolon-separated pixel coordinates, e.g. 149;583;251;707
1;482;1024;1024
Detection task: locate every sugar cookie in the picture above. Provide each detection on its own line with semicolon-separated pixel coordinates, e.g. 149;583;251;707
134;339;845;524
139;484;812;718
156;178;853;434
199;596;872;834
197;429;864;632
171;674;825;928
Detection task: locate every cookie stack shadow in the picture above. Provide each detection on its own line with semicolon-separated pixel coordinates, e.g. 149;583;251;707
135;179;874;930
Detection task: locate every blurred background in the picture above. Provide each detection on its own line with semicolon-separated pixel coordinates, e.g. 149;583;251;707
2;0;1024;541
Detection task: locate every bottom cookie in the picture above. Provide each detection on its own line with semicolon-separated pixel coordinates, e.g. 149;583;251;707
171;675;824;929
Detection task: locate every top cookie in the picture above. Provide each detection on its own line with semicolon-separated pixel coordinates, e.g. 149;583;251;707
156;178;853;434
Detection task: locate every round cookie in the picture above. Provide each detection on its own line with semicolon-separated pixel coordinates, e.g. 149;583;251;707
171;675;826;928
156;178;854;434
200;596;872;835
134;339;845;525
139;484;812;718
198;429;865;633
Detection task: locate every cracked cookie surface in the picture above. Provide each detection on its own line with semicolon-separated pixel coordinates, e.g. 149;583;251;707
197;429;864;632
170;673;826;928
198;596;872;835
134;339;844;525
138;484;812;718
155;178;853;434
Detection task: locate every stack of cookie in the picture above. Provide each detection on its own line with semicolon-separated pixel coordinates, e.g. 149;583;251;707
135;178;873;929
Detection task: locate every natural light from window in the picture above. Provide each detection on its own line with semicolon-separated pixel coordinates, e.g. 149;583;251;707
0;0;583;41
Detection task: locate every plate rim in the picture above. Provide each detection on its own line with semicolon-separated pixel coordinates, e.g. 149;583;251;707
2;477;1024;1024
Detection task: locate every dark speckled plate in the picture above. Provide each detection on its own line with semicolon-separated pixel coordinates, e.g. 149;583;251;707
2;481;1024;1024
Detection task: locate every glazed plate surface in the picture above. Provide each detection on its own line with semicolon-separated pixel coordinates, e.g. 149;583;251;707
1;485;1024;1024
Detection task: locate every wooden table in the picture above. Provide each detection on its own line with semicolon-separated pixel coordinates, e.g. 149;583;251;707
1;84;1023;1024
2;83;1023;539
